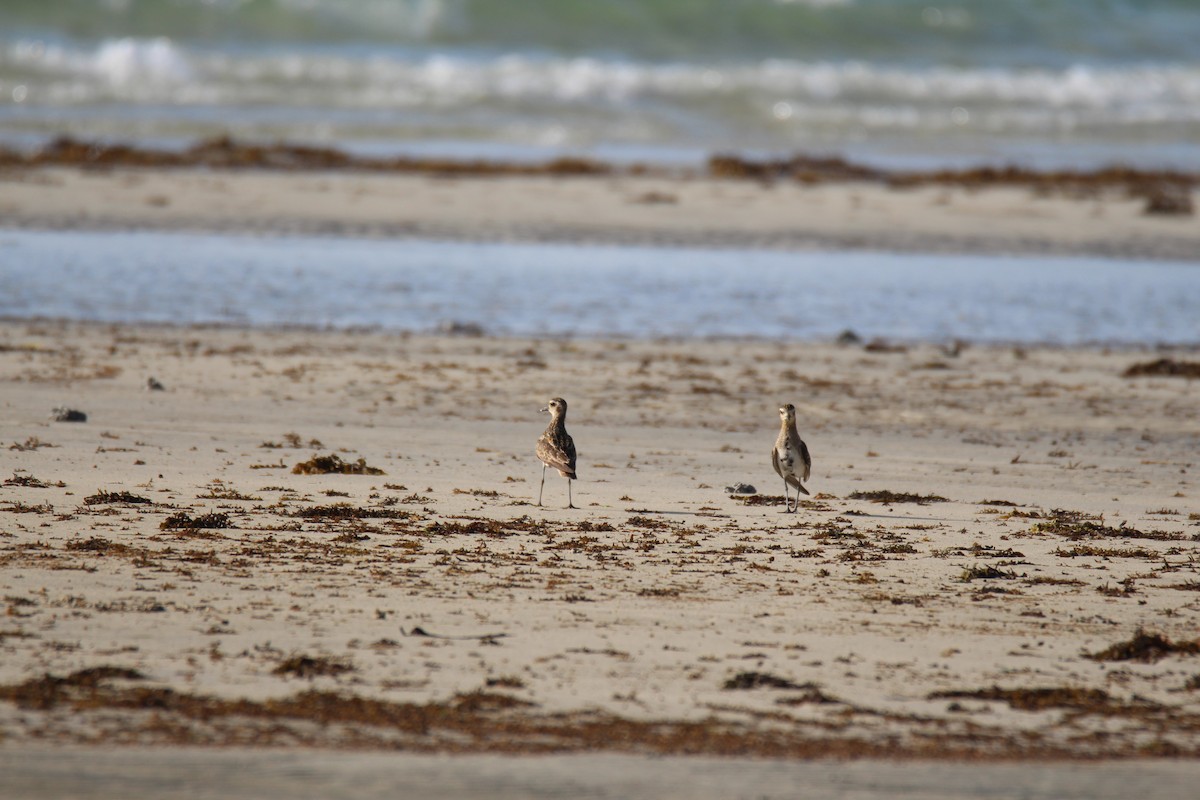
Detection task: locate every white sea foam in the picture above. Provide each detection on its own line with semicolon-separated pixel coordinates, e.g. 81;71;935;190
9;40;1197;127
91;37;194;85
2;36;1199;166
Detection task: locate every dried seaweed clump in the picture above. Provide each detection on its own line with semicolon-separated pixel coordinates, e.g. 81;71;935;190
451;691;535;712
848;490;948;505
65;536;136;556
736;494;788;506
160;512;232;530
1086;630;1200;664
1122;358;1200;379
85;490;152;505
1030;509;1184;542
1138;184;1194;216
709;153;882;182
0;667;145;710
4;474;64;488
959;564;1018;582
292;454;384;475
722;672;804;691
16;135;616;177
293;504;410;520
272;655;355;679
929;686;1120;712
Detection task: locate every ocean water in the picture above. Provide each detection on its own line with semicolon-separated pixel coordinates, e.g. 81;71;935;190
2;0;1199;169
1;229;1197;345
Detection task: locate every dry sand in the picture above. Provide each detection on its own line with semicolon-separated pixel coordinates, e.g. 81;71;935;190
1;166;1198;259
1;319;1198;759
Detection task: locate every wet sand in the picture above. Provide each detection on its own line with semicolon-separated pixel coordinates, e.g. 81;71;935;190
3;748;1199;800
2;320;1198;760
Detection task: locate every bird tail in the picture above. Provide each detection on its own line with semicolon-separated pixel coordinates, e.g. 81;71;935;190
559;468;577;479
786;474;810;495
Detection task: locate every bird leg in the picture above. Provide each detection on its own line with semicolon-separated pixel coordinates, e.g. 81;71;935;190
538;464;546;506
567;478;575;509
780;479;792;513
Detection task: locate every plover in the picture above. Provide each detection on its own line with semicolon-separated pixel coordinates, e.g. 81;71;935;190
536;397;577;509
772;403;811;513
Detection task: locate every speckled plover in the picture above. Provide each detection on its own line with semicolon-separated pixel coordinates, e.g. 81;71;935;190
772;403;811;513
536;397;577;509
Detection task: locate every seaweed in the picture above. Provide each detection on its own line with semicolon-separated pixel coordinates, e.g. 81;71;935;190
197;487;262;501
1086;630;1200;663
426;517;545;537
292;454;385;475
453;488;500;498
722;672;805;690
84;490;152;505
1031;510;1185;541
709;153;883;182
929;686;1135;713
3;502;54;514
1123;358;1200;379
625;515;671;530
272;655;355;679
160;512;232;530
735;494;787;506
292;504;411;520
1053;545;1158;559
1138;184;1194;216
15;135;615;177
959;564;1018;582
934;544;1025;559
775;686;842;705
0;670;1191;758
0;666;145;710
451;691;534;713
64;536;136;556
8;437;56;452
4;473;64;488
849;490;948;505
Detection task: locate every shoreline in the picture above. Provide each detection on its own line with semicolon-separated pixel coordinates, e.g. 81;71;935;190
1;314;1197;352
2;749;1199;800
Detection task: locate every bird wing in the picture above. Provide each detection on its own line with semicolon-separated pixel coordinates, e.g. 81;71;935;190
537;433;577;478
773;446;803;489
800;438;812;482
563;434;577;473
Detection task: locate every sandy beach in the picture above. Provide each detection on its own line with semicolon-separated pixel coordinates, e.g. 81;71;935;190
1;165;1197;260
2;315;1198;761
5;1;1200;790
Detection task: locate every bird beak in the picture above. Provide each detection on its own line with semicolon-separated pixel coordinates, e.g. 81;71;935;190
539;405;549;413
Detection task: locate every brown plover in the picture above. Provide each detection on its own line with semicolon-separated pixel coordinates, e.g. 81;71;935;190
536;397;577;508
772;403;811;513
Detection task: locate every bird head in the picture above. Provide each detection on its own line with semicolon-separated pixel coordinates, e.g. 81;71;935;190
542;397;568;417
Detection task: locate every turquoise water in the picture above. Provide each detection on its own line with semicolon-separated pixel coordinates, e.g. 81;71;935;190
2;229;1197;345
2;1;1199;169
